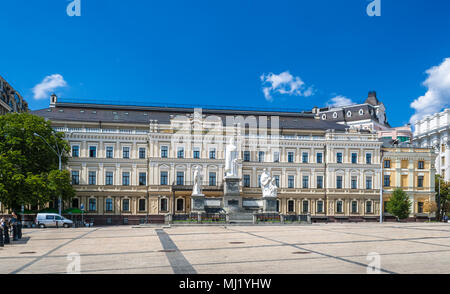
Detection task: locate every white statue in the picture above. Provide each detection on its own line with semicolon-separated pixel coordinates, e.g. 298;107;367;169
261;168;277;198
192;166;203;195
225;137;238;178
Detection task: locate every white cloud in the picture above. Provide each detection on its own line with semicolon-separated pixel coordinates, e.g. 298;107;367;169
32;74;67;99
410;58;450;123
326;95;355;108
260;71;314;102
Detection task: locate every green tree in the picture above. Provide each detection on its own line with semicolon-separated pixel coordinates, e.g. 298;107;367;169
435;174;450;221
0;113;74;211
386;188;412;220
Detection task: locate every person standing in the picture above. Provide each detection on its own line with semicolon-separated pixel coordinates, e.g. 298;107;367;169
0;218;4;247
1;217;10;244
11;212;18;241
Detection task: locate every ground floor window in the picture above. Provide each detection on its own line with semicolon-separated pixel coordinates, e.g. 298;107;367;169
317;201;324;213
418;202;424;213
302;200;309;213
160;198;168;212
122;199;130;212
105;198;113;212
276;200;280;212
176;198;184;211
351;201;358;213
72;198;79;209
89;198;96;212
288;200;295;212
366;201;373;213
336;200;343;213
138;199;146;212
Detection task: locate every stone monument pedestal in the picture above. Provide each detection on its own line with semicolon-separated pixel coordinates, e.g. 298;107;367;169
191;194;205;212
223;176;241;213
262;197;277;213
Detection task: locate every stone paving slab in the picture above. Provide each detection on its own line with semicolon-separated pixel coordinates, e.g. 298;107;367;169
1;223;450;274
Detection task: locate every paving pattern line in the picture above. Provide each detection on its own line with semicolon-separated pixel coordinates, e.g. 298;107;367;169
228;227;397;274
9;228;100;274
156;229;197;274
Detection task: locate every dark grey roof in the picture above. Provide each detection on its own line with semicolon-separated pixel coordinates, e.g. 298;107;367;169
31;102;348;131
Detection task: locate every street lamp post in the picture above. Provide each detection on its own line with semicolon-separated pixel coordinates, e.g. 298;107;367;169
34;132;64;216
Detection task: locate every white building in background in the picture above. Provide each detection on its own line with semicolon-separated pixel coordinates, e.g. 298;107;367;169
413;108;450;181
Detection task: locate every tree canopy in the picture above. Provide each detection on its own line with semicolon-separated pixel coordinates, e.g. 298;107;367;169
435;174;450;220
386;188;412;220
0;113;75;211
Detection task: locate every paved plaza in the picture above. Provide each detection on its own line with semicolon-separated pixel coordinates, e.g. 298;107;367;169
2;223;450;274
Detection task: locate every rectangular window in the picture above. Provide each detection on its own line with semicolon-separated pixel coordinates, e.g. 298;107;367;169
123;147;130;159
258;175;261;187
105;172;114;185
302;152;308;163
209;148;216;159
336;201;343;213
366;201;372;213
71;171;80;185
258;151;265;162
122;172;130;186
351;201;358;213
418;202;424;213
418;176;424;188
160;198;168;212
384;160;391;168
317;201;324;213
418;161;424;169
336;176;343;189
193;149;200;159
317;176;323;189
351;153;357;164
288;200;294;212
302;201;309;213
243;175;250;187
366;176;372;190
88;171;96;185
384;175;391;187
366;153;372;164
89;198;96;211
177;147;184;159
122;199;130;212
302;176;309;189
72;145;79;158
244;151;251;162
288;152;294;163
89;146;97;158
316;153;323;164
105;198;113;212
161;146;168;158
176;171;184;185
106;146;114;159
288;176;295;188
273;151;280;163
139;172;147;186
209;172;216;186
176;199;184;211
139;148;146;159
139;199;146;211
160;171;168;185
351;176;357;189
274;175;280;187
336;152;343;163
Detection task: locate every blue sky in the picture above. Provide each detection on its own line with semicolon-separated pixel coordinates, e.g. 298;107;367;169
1;0;450;127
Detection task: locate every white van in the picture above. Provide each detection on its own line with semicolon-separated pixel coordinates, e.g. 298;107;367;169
35;213;73;228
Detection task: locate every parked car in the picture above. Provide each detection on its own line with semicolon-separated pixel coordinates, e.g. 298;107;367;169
35;213;73;228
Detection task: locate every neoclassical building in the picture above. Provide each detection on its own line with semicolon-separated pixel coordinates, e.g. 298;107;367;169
413;108;450;181
22;95;436;224
0;75;28;115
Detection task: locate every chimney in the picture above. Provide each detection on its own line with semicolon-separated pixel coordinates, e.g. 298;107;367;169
50;93;57;108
